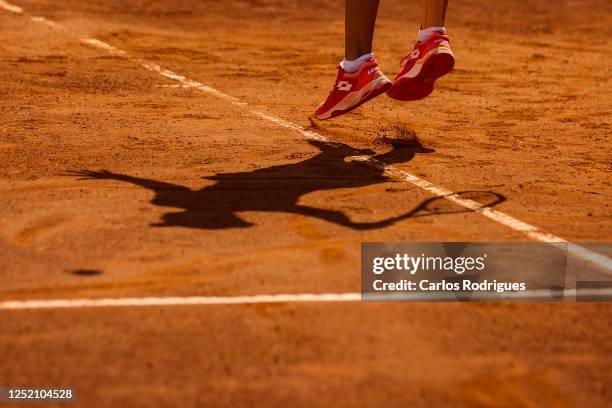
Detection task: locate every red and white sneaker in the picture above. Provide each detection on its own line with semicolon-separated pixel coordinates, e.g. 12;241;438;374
387;32;455;101
315;58;391;120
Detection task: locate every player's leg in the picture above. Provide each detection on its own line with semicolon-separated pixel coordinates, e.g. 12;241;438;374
387;0;455;101
345;0;380;60
314;0;391;120
421;0;448;28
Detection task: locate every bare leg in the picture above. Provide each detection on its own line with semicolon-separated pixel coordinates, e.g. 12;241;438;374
421;0;448;28
345;0;380;60
314;0;389;119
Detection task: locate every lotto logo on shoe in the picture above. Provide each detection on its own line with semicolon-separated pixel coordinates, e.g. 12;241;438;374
367;67;379;75
409;49;421;60
337;80;352;91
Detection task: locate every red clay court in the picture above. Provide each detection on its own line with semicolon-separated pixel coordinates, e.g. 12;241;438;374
1;0;611;406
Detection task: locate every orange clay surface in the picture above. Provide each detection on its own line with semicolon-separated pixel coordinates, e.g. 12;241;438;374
0;1;611;407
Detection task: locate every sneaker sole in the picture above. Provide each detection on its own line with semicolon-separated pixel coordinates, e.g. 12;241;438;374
387;48;455;102
316;77;392;120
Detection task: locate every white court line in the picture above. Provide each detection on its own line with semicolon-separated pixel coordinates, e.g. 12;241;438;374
0;293;361;310
30;15;65;29
1;289;611;310
0;1;610;311
0;0;21;13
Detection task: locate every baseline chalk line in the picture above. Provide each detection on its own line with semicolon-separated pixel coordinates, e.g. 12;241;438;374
0;293;362;310
2;289;612;310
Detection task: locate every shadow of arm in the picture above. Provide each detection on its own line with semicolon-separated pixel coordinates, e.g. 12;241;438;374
66;170;189;192
296;205;418;230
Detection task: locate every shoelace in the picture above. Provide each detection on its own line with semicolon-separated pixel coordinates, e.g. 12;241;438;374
399;43;419;67
399;52;413;67
327;66;344;96
319;67;343;104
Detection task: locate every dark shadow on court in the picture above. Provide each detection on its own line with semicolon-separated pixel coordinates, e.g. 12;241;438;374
68;139;505;230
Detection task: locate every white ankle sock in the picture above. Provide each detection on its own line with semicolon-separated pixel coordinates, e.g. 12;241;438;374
340;53;373;73
417;26;446;42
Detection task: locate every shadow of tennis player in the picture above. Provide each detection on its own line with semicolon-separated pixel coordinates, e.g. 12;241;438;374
68;139;504;230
